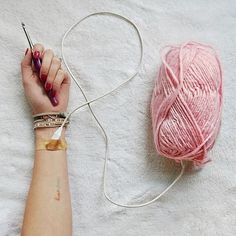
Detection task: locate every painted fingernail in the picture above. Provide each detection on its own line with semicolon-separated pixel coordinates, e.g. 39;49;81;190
41;74;47;83
52;90;56;97
25;48;29;55
33;50;40;59
51;96;59;106
45;82;52;91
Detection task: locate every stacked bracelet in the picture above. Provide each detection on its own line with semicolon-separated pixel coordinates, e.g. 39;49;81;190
33;112;67;120
33;112;70;130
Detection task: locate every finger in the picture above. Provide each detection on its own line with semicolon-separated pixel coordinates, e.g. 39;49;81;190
30;44;44;74
39;49;54;83
60;71;71;101
45;56;61;92
32;43;44;59
62;71;71;87
52;69;65;96
21;48;33;81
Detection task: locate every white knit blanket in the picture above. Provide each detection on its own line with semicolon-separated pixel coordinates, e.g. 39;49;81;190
1;0;235;235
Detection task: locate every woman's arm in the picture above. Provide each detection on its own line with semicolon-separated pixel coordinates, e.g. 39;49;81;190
21;127;72;236
20;44;72;236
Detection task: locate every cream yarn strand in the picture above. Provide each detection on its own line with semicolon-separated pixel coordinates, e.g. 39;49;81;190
51;12;185;208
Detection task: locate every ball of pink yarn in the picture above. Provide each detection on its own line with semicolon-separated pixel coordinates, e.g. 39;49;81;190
151;41;223;166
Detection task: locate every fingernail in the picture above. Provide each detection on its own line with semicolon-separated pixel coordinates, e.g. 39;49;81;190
52;90;56;97
41;74;47;83
51;96;59;106
48;90;59;106
33;50;40;59
25;48;29;55
45;82;52;91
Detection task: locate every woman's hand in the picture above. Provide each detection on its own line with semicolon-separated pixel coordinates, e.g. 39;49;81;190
21;44;71;115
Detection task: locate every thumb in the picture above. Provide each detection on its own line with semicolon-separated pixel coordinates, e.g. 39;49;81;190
21;48;33;82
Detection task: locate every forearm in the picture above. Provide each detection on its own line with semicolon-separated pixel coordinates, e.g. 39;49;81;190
21;127;72;236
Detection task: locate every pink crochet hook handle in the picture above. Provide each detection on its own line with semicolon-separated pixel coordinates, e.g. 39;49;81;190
21;22;58;106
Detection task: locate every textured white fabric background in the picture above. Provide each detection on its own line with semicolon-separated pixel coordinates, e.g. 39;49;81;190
0;0;235;235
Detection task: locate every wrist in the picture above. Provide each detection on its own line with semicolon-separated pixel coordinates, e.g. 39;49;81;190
34;127;66;140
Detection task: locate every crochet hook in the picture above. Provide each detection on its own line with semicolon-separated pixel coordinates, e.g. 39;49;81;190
21;22;58;106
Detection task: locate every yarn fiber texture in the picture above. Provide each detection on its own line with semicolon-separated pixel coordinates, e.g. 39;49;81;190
151;42;223;166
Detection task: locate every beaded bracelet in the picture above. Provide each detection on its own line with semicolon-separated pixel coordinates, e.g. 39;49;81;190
33;112;70;130
33;120;69;129
33;112;67;121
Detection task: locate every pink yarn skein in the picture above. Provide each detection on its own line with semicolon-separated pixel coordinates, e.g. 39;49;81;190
151;42;223;166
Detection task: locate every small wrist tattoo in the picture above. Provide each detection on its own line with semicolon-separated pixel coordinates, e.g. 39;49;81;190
54;177;61;201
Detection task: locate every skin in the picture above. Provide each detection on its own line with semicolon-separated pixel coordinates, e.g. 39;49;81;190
20;44;72;236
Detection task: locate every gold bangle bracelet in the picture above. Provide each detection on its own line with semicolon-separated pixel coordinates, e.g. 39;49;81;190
35;138;68;151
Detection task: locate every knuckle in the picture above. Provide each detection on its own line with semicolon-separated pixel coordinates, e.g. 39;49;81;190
65;72;71;84
40;64;48;76
44;49;54;57
67;77;71;86
21;61;29;71
46;75;53;83
52;57;61;66
53;81;60;91
58;69;64;77
40;69;48;78
53;70;64;91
